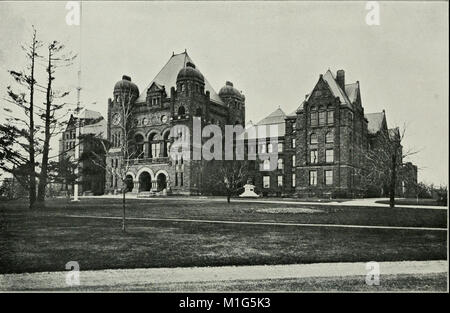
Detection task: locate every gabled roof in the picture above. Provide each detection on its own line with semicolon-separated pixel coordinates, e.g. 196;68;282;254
238;108;286;140
365;112;385;134
76;109;103;120
81;118;107;139
305;70;354;109
136;52;224;105
345;82;359;104
256;107;286;125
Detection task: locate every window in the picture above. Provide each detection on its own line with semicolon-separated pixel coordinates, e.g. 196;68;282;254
175;173;178;186
178;106;186;116
310;112;318;126
326;131;334;143
277;176;283;187
267;143;273;153
180;172;184;186
277;158;283;170
292;173;296;187
309;171;317;186
325;170;333;185
326;149;334;163
259;144;266;154
263;176;270;188
327;110;334;124
135;134;144;159
349;112;353;123
263;159;271;170
277;143;283;152
291;138;296;148
292;155;296;167
319;111;326;125
310;150;318;164
310;133;318;144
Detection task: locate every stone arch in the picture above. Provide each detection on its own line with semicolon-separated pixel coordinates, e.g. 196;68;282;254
155;169;170;191
136;167;155;181
146;129;159;142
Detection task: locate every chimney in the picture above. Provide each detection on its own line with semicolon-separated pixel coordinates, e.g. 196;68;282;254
122;75;131;81
336;70;345;90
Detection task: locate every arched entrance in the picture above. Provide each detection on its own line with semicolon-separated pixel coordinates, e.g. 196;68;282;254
156;173;167;191
125;175;134;192
139;172;151;192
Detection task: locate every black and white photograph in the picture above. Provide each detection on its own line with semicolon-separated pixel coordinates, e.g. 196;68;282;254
0;0;448;299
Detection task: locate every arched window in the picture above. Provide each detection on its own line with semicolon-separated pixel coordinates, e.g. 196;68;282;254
162;131;170;157
178;106;186;116
263;159;270;170
149;133;160;159
277;158;284;170
135;134;144;159
310;133;318;144
325;131;334;143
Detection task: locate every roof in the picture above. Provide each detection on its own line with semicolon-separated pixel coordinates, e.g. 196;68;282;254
136;52;224;105
238;108;286;140
256;107;287;125
322;70;352;107
76;109;103;120
80;118;107;139
365;112;385;134
345;82;359;104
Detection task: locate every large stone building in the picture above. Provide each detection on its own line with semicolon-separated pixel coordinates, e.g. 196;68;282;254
100;51;416;198
105;51;245;195
59;109;107;195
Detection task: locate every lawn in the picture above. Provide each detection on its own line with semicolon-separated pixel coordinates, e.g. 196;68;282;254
375;198;446;207
0;198;447;274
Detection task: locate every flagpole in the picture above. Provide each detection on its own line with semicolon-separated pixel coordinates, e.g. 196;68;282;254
72;1;82;202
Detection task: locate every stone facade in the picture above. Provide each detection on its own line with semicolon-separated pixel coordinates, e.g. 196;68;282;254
105;52;245;196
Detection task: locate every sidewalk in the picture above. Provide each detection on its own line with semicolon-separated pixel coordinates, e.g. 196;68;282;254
0;260;447;290
79;195;447;210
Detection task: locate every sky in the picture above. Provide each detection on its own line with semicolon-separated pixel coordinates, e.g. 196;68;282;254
0;1;448;186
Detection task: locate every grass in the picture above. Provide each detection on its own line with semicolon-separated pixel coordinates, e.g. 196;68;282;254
0;198;447;274
376;198;447;207
56;273;448;292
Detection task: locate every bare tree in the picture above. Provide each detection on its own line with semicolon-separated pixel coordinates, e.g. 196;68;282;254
36;40;76;204
1;26;42;209
359;124;418;208
91;86;141;232
218;160;249;203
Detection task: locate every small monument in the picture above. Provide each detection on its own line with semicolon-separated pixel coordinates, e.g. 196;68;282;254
239;178;259;198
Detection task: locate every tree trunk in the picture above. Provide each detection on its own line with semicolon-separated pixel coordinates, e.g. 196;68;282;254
389;153;397;208
226;191;231;203
122;187;126;232
28;32;37;209
37;48;53;204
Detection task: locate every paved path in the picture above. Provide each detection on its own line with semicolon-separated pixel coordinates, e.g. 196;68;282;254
0;260;446;290
63;214;447;231
77;195;448;210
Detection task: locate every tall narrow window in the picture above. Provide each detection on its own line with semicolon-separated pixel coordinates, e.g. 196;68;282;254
292;155;296;167
310;133;318;144
277;176;283;187
327;110;334;124
292;173;296;187
267;143;273;153
180;173;184;186
263;176;270;188
310;150;318;164
319;111;326;125
291;138;296;148
309;171;318;186
325;170;333;185
277;143;283;152
325;131;334;143
135;134;144;159
277;158;284;170
263;159;271;171
310;112;318;126
325;149;334;163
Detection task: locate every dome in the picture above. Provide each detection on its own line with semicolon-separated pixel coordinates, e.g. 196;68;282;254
219;81;243;98
114;75;139;96
177;62;204;82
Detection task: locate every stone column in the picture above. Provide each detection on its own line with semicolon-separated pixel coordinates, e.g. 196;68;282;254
151;180;158;191
132;180;140;193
